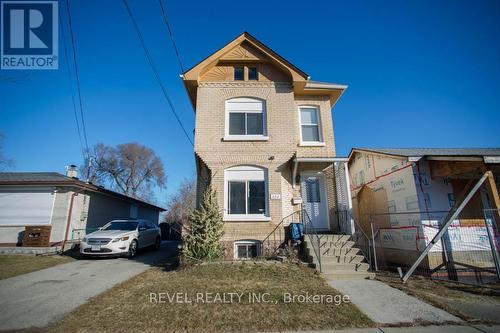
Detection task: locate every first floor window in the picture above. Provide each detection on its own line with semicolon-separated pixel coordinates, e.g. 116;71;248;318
225;165;267;218
228;180;266;214
235;241;259;259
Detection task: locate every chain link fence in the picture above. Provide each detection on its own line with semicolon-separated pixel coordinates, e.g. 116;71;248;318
367;209;500;285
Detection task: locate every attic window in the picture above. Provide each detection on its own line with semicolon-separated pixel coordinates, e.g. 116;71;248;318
234;67;244;81
248;67;258;80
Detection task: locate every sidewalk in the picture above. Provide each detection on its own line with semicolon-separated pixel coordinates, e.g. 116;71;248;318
277;324;500;333
328;279;460;324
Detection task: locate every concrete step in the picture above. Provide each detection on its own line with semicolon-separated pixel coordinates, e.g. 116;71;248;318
322;271;376;280
322;247;360;256
305;240;356;251
317;234;352;243
310;261;370;272
320;254;365;264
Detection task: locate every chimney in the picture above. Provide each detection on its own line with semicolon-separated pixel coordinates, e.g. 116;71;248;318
66;165;78;178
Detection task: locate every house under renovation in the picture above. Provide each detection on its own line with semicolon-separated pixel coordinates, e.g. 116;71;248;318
348;148;500;275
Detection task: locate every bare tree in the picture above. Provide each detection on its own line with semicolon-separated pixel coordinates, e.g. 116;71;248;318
163;177;196;226
82;142;166;201
0;132;13;171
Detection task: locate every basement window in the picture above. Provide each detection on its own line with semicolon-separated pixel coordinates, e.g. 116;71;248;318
234;241;260;259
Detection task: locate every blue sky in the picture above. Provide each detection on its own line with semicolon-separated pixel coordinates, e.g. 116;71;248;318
1;0;499;204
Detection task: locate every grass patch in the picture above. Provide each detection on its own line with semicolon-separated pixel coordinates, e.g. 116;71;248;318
0;254;74;280
376;271;500;322
48;262;373;332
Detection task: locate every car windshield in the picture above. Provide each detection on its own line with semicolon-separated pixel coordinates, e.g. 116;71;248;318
103;221;138;231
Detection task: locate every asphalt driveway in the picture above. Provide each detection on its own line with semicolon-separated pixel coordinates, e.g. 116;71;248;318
0;241;179;331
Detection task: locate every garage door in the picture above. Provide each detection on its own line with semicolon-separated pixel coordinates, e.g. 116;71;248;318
0;188;55;226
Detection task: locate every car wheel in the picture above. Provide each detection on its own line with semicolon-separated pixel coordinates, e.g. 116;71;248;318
128;240;138;258
154;236;161;250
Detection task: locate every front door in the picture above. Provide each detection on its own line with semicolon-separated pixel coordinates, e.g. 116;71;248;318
301;172;329;230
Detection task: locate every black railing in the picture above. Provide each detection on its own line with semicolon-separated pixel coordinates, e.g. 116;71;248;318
261;211;301;257
301;209;322;272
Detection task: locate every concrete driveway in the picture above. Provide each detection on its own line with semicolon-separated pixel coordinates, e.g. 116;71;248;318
0;241;179;331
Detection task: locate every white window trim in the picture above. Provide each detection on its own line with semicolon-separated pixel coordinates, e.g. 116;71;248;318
223;165;269;222
223;135;269;142
225;97;267;140
234;240;261;260
298;105;324;145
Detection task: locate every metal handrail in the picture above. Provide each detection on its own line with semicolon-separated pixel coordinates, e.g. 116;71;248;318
261;211;300;257
341;210;375;271
301;209;322;273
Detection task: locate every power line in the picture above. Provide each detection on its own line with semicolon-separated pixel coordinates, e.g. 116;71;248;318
59;9;86;161
65;0;90;155
122;0;194;146
157;0;184;74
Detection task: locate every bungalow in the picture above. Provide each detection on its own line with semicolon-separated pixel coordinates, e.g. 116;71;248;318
0;167;166;249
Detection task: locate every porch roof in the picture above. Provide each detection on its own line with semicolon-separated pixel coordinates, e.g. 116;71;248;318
292;156;348;188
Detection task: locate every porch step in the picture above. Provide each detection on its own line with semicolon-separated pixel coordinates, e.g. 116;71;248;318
302;233;373;280
320;254;365;264
318;234;351;243
305;240;356;251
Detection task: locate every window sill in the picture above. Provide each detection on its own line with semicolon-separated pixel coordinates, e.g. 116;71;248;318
223;136;269;142
223;215;271;222
299;142;326;147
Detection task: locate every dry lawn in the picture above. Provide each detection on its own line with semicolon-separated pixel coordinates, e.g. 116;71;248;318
0;254;74;280
48;262;373;333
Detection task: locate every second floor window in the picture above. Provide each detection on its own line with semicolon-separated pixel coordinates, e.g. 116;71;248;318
299;106;322;143
226;98;266;138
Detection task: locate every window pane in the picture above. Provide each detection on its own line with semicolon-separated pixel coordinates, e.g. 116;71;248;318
248;67;258;80
305;178;321;203
229;113;245;135
229;182;246;214
237;245;248;259
248;181;265;214
234;67;244;81
249;245;257;257
301;125;320;142
246;113;263;135
300;108;318;124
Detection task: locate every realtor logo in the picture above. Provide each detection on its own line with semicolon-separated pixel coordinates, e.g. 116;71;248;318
1;1;58;69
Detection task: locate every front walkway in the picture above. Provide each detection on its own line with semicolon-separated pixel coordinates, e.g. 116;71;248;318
0;242;179;331
273;324;500;333
328;279;461;325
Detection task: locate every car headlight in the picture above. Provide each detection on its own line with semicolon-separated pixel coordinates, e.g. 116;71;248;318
112;236;130;242
82;237;87;243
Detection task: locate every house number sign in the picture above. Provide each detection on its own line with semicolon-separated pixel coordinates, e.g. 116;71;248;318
270;193;281;200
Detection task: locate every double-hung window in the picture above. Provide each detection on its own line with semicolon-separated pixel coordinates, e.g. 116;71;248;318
224;166;269;221
225;98;267;140
299;106;322;144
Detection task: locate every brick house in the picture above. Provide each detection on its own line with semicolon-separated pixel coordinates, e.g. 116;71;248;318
182;32;355;261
